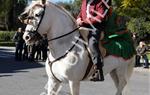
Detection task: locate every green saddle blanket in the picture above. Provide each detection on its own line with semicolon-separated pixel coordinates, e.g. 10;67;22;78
102;12;136;59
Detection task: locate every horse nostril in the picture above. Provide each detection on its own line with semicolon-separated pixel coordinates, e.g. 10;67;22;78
25;35;30;40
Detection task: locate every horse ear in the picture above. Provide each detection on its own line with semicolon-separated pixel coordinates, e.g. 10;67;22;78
41;0;46;4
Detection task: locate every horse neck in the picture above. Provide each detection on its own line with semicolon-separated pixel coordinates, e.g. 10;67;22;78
45;3;79;58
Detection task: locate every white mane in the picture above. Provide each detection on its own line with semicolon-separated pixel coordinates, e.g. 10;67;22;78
23;1;41;14
23;1;77;27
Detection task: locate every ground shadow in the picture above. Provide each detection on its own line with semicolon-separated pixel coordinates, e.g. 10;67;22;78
0;47;44;74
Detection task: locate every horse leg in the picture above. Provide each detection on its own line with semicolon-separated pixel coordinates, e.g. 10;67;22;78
121;58;135;95
47;77;61;95
115;67;127;95
110;69;125;95
110;69;119;89
69;81;80;95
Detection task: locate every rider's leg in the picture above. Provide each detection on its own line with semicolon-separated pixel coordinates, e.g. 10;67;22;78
88;30;104;81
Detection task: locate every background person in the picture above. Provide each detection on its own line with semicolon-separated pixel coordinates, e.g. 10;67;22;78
136;41;149;68
22;42;28;60
41;34;48;61
28;44;36;62
35;40;42;60
13;28;25;61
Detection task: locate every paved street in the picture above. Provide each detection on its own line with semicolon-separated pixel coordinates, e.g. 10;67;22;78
0;46;149;95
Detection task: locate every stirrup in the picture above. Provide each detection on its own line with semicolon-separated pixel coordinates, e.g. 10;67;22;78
90;70;104;82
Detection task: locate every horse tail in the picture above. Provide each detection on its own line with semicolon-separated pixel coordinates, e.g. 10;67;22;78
123;56;135;95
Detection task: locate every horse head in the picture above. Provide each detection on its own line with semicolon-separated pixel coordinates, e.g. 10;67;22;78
19;0;46;45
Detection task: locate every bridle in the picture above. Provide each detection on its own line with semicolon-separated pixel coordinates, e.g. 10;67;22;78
25;4;81;42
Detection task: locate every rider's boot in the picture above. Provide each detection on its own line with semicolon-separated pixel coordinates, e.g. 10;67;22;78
90;64;104;81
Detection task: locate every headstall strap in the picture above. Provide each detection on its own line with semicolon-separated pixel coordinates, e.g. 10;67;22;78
47;27;80;42
35;5;46;33
47;56;62;83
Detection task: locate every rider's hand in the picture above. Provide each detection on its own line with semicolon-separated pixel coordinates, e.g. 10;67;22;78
76;18;84;26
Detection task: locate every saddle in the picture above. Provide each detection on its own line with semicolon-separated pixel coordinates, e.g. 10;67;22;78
79;27;107;57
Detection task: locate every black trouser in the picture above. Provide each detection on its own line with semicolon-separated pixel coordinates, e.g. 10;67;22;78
135;55;149;68
135;55;141;66
142;55;149;68
82;22;104;68
28;44;36;61
23;43;28;60
15;43;23;60
88;30;103;68
35;45;41;60
42;47;47;61
82;22;104;80
88;29;104;81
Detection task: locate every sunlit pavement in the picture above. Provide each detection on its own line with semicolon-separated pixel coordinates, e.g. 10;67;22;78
0;46;149;95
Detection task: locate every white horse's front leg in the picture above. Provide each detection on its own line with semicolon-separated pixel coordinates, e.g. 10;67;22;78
69;81;80;95
45;60;61;95
47;77;61;95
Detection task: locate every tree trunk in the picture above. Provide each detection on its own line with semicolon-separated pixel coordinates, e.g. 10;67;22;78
4;15;9;31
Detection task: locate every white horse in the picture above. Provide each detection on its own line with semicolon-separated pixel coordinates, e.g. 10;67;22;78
19;1;135;95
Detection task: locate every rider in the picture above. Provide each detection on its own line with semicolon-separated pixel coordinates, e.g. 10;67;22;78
77;0;111;81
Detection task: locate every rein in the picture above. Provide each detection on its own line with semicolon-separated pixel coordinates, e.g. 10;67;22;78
48;35;81;64
48;27;80;42
47;35;82;82
34;5;80;42
47;32;93;82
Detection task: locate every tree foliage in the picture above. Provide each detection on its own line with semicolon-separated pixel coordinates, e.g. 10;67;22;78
0;0;13;30
0;0;27;30
113;0;150;41
119;0;150;19
0;0;13;17
127;18;150;33
57;0;81;18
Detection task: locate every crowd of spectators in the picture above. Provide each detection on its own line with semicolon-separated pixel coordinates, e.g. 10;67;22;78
13;28;48;62
12;27;149;68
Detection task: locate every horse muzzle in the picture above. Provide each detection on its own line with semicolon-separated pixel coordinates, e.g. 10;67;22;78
23;32;32;44
23;31;42;44
24;34;31;41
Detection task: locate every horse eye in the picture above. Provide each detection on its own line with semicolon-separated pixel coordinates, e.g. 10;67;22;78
27;16;34;19
35;13;41;17
35;10;43;17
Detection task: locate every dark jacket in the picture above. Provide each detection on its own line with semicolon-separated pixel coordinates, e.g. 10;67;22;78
136;45;148;56
13;32;24;44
